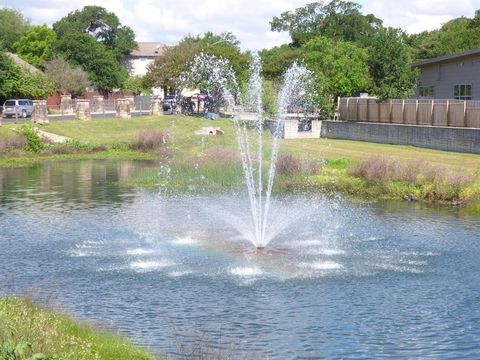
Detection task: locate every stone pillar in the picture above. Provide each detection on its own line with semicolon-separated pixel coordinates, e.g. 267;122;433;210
32;100;49;124
75;99;91;120
60;94;73;114
116;98;131;119
91;96;104;113
125;96;135;111
150;97;162;116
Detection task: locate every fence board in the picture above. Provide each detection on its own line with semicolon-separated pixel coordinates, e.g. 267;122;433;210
358;99;368;121
391;101;404;124
417;101;432;125
379;102;391;122
367;100;379;122
449;102;465;127
433;103;448;126
404;101;417;124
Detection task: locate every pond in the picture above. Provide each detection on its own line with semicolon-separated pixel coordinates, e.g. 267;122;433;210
1;160;479;359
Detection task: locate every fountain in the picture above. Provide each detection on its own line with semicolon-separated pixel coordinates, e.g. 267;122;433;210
181;53;317;250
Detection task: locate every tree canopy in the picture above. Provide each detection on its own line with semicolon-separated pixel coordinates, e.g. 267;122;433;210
14;25;56;69
0;8;30;52
270;0;382;47
52;6;136;92
409;11;480;60
145;32;251;93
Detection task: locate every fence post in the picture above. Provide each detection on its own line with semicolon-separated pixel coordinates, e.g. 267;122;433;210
464;100;467;127
389;100;393;123
430;99;434;125
377;100;381;122
446;100;450;126
415;99;419;125
366;99;370;121
345;97;349;120
401;99;405;124
355;98;360;121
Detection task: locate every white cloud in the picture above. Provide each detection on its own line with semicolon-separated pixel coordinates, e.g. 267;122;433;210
2;0;479;50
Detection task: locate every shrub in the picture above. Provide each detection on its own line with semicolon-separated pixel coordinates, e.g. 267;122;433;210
350;156;393;182
129;129;169;151
277;152;302;175
0;136;26;153
16;125;44;153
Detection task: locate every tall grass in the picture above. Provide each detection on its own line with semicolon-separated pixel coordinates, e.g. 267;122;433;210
0;297;157;360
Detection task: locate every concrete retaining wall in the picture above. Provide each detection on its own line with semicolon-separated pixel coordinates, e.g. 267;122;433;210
321;121;480;154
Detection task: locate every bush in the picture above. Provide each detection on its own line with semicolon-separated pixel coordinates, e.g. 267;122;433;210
277;152;302;175
129;129;169;151
0;136;26;153
16;125;44;153
198;146;240;167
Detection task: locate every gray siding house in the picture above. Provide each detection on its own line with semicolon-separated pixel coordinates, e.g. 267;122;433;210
412;48;480;100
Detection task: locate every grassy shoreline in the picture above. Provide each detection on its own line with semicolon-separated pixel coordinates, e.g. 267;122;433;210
0;297;158;360
1;115;480;209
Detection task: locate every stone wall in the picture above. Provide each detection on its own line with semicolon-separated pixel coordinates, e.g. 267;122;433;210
321;121;480;154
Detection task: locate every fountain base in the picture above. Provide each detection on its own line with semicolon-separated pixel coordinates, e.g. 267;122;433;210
230;246;289;255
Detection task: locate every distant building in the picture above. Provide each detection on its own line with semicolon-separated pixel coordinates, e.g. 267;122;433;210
412;48;480;100
126;42;167;76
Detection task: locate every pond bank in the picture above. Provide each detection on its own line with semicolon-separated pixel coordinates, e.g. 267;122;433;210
0;297;159;360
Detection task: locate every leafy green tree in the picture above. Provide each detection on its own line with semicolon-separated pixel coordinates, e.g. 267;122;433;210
0;8;30;51
122;75;151;95
303;36;371;98
53;6;137;61
14;25;56;69
53;32;128;92
259;44;303;80
145;32;251;92
52;6;136;92
270;0;382;47
0;51;55;99
409;12;480;60
368;28;418;100
44;57;91;96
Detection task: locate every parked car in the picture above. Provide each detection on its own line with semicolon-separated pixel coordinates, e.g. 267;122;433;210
162;96;177;111
2;99;34;118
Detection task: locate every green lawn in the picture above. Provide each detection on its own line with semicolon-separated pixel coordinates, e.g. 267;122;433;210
1;115;479;170
0;297;158;360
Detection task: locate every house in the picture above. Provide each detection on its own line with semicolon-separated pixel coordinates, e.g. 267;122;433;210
126;42;167;77
412;48;480;100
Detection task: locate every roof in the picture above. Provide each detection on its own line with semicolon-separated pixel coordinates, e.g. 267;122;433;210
5;52;42;73
412;48;480;67
129;42;167;57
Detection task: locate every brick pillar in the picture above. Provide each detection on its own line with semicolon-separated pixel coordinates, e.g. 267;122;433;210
116;98;131;119
75;99;91;120
91;96;104;113
60;94;73;114
32;100;49;124
150;97;162;116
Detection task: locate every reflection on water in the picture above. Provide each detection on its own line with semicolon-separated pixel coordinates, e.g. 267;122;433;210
0;160;480;359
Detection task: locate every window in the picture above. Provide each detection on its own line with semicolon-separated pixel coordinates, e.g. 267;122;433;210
454;84;472;100
298;119;312;132
419;86;435;98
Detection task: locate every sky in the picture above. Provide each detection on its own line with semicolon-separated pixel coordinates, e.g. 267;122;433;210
1;0;478;50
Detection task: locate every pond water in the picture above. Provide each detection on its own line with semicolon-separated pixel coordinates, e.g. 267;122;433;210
1;160;479;359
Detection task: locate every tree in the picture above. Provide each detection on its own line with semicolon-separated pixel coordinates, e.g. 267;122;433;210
259;44;303;80
44;57;91;96
53;32;128;92
303;36;371;99
52;6;136;92
53;6;137;61
0;51;55;99
122;75;151;95
368;28;418;100
0;8;30;51
270;0;382;47
409;12;480;60
145;32;251;92
14;25;56;68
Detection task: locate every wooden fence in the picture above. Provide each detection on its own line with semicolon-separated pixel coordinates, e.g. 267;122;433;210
338;97;480;128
